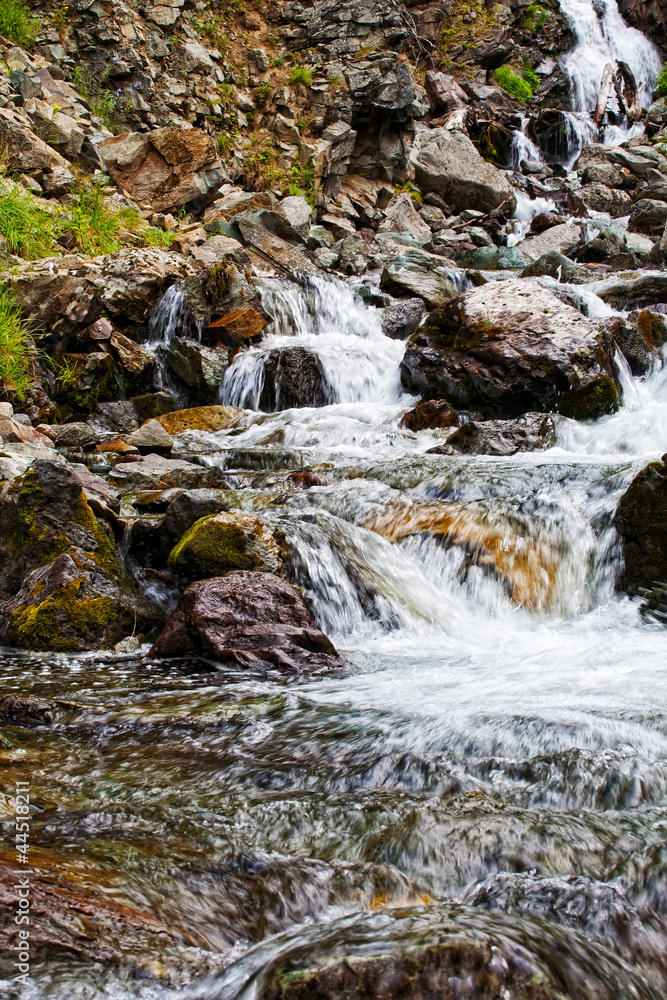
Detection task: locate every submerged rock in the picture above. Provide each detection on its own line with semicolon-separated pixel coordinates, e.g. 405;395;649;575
150;571;343;671
429;413;556;456
400;279;620;420
168;511;282;581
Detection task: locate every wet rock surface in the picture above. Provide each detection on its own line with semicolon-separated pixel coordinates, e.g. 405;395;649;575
150;571;344;671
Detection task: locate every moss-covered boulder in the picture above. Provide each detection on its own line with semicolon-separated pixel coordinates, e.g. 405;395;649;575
168;511;282;582
614;457;667;597
0;459;162;651
400;279;621;420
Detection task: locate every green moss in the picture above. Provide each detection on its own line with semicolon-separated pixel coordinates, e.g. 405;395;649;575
493;65;535;103
556;375;620;420
168;514;254;578
656;65;667;99
10;580;117;652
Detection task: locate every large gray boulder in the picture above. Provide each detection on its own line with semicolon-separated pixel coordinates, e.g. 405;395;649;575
381;249;459;307
410;127;516;214
400;279;620;419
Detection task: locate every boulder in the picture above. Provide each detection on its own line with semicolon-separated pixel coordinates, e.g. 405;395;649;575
400;279;620;420
99;127;223;213
614;457;667;596
0;460;161;651
109;331;156;384
578;183;632;218
627;198;667;237
234;215;319;272
162;489;230;544
520;250;595;285
401;398;458;431
150;571;343;672
0;106;69;173
381;298;424;340
279;195;312;237
127;419;174;452
410;127;516;214
109;454;229;491
378;194;432;244
381;250;459;307
156;405;244;434
429;413;556;456
54;423;98;448
520;221;582;260
205;307;267;346
160;337;227;404
260;347;332;411
168;510;282;581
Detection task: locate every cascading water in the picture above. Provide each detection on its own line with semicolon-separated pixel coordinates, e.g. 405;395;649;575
6;272;667;1000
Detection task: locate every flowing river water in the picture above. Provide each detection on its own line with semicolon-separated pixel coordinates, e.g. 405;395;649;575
3;1;667;998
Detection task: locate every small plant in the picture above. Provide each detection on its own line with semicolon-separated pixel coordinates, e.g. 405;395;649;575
142;225;175;248
493;64;534;103
51;2;72;32
0;183;58;259
394;180;423;203
217;128;239;157
89;91;119;132
270;55;285;68
284;157;318;208
71;65;89;98
522;3;549;31
253;80;272;107
656;65;667;98
0;286;33;400
523;61;540;92
0;0;38;45
289;65;313;87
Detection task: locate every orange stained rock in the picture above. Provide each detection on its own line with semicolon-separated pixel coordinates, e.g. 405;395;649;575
364;501;559;610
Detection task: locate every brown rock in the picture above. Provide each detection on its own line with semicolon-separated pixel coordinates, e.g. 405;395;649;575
99;127;223;214
0;106;69;173
401;399;458;431
85;317;113;341
206;307;267;346
150;571;344;672
156;404;244;434
110;331;155;379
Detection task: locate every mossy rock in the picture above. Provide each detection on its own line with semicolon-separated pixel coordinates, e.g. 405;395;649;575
555;375;620;421
168;511;282;581
9;576;118;653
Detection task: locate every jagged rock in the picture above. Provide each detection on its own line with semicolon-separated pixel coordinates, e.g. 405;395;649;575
156;405;244;434
520;221;583;260
109;331;156;384
410;127;516;214
381;298;424;340
99;127;223;213
400;279;620;420
2;249;194;338
162;489;230;544
279;195;312;237
205;307;267;346
429;413;556;456
614;457;667;596
593;272;667;308
424;70;468;113
160;337;227;405
127;420;174;452
260;347;332;411
168;510;281;581
0;106;69;173
520;250;595;285
378;193;432;244
401;398;458;431
234;214;319;271
381;250;459;307
628;198;667;237
0;460;161;651
150;570;343;672
603;310;667;374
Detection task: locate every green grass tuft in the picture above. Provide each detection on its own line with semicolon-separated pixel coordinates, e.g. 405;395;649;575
60;181;140;256
289;65;313;87
493;65;535;103
0;286;34;400
0;0;38;45
656;65;667;98
0;183;57;259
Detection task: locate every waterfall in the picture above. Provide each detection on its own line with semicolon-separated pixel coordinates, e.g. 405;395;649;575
220;273;406;410
145;283;203;343
558;0;662;115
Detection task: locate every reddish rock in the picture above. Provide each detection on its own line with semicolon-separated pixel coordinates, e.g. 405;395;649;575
401;399;458;432
206;307;267;346
150;571;343;672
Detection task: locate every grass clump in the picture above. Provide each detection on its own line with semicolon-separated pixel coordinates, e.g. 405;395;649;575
289;65;313;87
493;64;535;103
0;286;34;400
284;157;318;208
0;183;57;259
394;180;423;203
0;0;38;45
60;181;139;255
521;3;549;31
656;65;667;98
